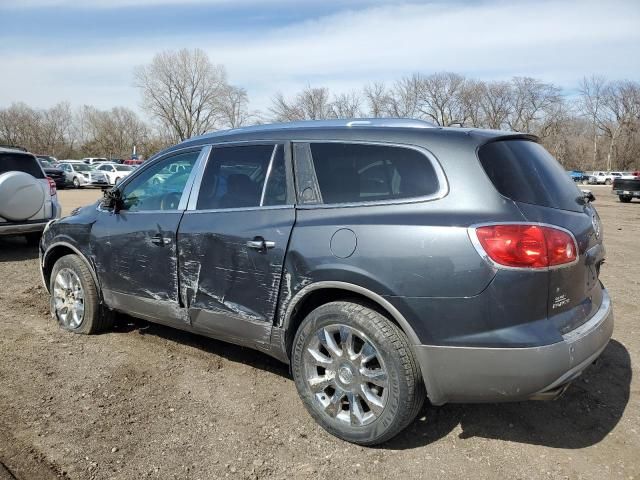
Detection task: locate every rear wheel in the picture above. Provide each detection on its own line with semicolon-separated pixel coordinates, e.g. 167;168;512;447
291;301;425;445
605;178;612;185
50;254;112;334
619;195;632;203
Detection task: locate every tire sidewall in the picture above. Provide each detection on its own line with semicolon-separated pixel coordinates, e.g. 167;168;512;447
50;255;97;334
292;302;410;445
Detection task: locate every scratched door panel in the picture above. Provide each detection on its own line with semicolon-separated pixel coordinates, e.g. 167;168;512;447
177;207;295;347
93;211;185;325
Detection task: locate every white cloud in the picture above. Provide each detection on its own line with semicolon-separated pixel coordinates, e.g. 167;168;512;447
0;0;638;113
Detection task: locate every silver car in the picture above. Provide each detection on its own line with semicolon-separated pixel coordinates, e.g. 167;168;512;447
58;162;109;188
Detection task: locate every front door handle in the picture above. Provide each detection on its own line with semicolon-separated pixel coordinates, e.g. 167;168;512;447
151;234;172;246
246;237;275;251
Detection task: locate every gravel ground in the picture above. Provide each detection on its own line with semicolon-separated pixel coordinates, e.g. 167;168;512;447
0;186;638;480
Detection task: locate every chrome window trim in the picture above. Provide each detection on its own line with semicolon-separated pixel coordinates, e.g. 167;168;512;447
184;205;294;215
259;145;278;206
467;221;580;272
292;139;449;209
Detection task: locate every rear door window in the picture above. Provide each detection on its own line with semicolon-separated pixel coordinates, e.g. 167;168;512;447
308;143;439;204
0;153;44;178
478;140;582;212
196;144;285;210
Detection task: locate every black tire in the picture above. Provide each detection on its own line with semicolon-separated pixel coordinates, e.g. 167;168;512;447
604;178;612;185
24;232;41;247
50;254;113;334
73;177;80;188
291;301;425;446
619;195;632;203
581;178;589;185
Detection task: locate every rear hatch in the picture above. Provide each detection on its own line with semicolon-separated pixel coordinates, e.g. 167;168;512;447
478;139;605;334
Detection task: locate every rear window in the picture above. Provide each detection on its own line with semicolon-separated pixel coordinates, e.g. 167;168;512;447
0;153;44;178
309;143;439;204
478;140;582;212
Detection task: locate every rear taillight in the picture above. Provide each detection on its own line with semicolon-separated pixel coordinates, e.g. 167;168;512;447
471;224;577;269
47;177;56;196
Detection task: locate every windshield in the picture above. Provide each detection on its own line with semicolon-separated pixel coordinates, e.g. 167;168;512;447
39;160;53;168
115;165;133;171
74;164;92;172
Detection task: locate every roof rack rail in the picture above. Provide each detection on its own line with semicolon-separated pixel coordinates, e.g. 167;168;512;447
196;118;437;140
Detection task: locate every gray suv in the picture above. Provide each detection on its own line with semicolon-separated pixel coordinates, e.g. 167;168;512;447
39;119;613;445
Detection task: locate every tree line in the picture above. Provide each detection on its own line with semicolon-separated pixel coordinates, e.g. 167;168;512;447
1;48;638;171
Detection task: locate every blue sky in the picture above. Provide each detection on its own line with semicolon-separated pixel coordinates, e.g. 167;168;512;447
1;0;639;115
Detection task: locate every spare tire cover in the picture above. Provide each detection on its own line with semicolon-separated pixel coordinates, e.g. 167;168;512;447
0;171;46;221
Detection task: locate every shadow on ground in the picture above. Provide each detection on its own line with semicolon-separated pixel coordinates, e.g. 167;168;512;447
0;238;39;262
388;339;631;450
113;315;630;451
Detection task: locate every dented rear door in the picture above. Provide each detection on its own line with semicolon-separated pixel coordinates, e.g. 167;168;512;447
177;143;295;350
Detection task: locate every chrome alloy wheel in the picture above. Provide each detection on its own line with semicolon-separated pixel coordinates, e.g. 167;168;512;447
303;324;389;426
53;268;85;329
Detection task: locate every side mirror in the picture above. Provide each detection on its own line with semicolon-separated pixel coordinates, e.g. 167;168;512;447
580;190;596;203
103;188;124;213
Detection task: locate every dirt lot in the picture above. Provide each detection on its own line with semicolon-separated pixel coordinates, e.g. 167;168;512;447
0;186;638;480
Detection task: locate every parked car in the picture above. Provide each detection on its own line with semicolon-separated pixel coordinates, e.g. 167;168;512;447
123;157;145;166
39;119;613;445
37;158;66;189
82;157;109;165
93;163;134;185
1;147;61;245
58;161;109;188
566;170;589;184
36;154;59;165
612;176;640;203
588;171;623;185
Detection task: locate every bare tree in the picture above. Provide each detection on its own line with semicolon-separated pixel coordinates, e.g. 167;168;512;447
418;72;467;126
578;76;608;169
270;86;332;121
330;92;362;118
363;82;389;117
216;85;250;129
479;81;513;130
134;48;231;142
506;77;562;134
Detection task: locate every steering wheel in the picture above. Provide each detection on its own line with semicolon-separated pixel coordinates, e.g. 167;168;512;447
160;192;182;210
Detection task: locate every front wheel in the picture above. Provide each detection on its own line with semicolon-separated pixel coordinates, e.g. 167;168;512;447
73;177;80;188
291;301;425;445
605;178;612;185
50;254;113;334
619;195;632;203
581;178;589;185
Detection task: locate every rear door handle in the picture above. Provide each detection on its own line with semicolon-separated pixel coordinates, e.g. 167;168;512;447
246;238;275;251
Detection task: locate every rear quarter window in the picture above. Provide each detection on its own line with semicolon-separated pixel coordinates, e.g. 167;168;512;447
478;140;582;212
0;153;45;178
309;143;440;204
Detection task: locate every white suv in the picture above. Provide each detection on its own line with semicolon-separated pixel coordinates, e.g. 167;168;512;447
0;147;62;245
94;163;134;185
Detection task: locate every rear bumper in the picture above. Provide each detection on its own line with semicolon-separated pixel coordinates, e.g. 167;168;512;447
417;287;613;405
613;189;640;197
